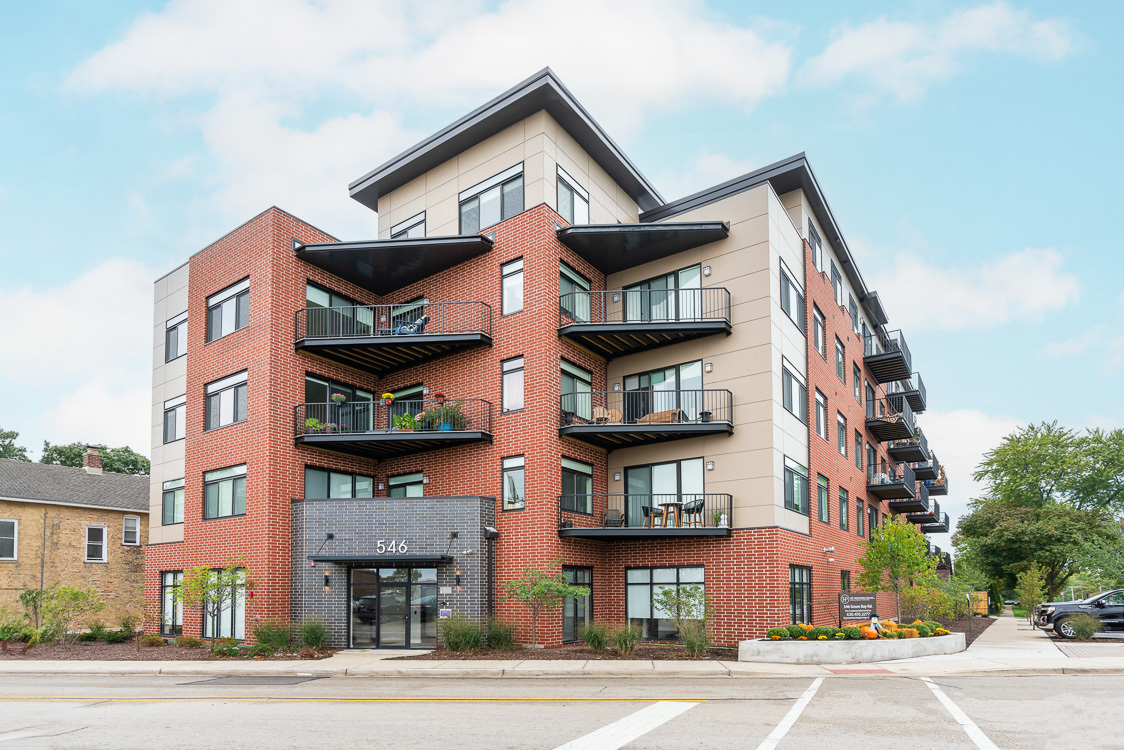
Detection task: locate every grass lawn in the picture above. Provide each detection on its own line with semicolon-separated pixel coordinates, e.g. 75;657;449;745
1013;607;1028;617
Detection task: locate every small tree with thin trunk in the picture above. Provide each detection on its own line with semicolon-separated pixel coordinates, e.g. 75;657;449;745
173;558;256;648
1014;563;1047;624
499;558;590;647
858;516;937;620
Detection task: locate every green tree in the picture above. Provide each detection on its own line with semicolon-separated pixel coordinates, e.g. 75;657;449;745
42;585;105;644
40;441;150;475
1014;563;1047;623
652;584;714;656
499;559;590;647
858;515;937;619
173;559;256;647
0;427;30;461
1078;518;1124;587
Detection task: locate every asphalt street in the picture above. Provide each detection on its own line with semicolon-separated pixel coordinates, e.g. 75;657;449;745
0;674;1119;749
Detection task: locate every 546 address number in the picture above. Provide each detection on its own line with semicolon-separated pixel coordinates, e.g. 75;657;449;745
375;540;408;554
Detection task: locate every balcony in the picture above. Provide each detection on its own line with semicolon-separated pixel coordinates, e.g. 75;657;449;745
293;398;492;460
913;451;939;482
558;494;733;540
866;396;915;442
889;429;929;463
558;288;731;359
937;552;953;571
905;493;939;525
559;390;733;449
926;466;948;496
920;512;950;534
887;373;926;414
864;329;912;384
295;302;491;376
869;461;917;501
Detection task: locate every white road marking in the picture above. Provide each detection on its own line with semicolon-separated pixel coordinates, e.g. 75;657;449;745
921;677;999;750
754;677;824;750
553;700;699;750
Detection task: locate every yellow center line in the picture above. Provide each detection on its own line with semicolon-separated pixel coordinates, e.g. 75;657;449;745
0;696;709;704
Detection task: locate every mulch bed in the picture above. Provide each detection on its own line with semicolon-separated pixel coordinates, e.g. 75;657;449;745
392;642;741;661
0;640;336;661
944;615;995;648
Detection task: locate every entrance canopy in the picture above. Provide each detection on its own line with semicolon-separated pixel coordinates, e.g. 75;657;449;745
309;554;452;565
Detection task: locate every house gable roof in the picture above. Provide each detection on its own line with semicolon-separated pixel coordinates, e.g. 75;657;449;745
0;459;149;513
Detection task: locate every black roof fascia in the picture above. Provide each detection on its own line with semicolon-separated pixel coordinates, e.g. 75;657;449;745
860;290;890;327
639;153;884;327
348;68;664;213
294;235;493;296
556;221;730;275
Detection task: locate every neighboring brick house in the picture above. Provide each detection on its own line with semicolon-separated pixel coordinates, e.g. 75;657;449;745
146;68;950;648
0;449;149;623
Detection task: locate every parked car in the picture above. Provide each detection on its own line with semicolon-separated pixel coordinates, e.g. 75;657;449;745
1035;589;1124;638
1004;599;1019;606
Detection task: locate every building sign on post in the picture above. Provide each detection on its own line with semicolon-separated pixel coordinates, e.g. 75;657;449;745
838;592;878;622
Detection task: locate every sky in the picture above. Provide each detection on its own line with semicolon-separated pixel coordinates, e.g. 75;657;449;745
1;0;1121;550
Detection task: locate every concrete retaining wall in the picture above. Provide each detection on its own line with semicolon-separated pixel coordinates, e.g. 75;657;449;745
738;633;966;664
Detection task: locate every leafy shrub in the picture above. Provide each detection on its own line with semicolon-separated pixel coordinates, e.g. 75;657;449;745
899;628;919;639
300;620;329;650
613;623;642;654
579;622;609;652
29;625;56;644
212;637;239;657
77;631;99;642
766;627;789;640
923;621;943;633
785;624;806;639
1067;614;1103;640
681;620;711;657
246;643;276;659
88;621;107;640
176;636;203;649
440;615;483;651
141;634;164;647
881;630;899;639
913;625;932;638
118;614;137;637
253;620;291;651
808;626;836;640
841;626;862;640
0;607;24;641
484;617;517;650
104;630;130;644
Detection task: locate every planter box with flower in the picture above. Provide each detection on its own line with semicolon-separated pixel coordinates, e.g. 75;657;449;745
421;402;469;431
742;619;964;664
393;413;421;431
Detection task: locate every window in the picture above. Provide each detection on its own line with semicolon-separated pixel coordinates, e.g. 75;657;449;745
624;458;704;527
853;364;861;402
202;568;245;640
304;282;373;338
86;525;107;562
203;464;246;520
815;391;828;440
839;487;849;531
784;458;809;515
561;360;592;422
206;278;249;343
304;467;374;499
562;567;592;643
790;565;812;624
162;479;184;525
502;356;524;412
813;305;825;357
865;381;875;409
779;261;805;332
627;566;704;640
840;570;851;592
856;499;864;537
163;395;186;443
459;163;523;234
161;571;183;636
388;472;424;498
165;312;188;362
781;361;808;424
867;443;877;476
556;166;589;226
123;516;140;546
502;455;525;511
559;262;591;323
623;265;702;323
501;258;524;315
837;413;847;456
0;519;16;560
849;293;859;333
830;261;843;306
205;371;248;431
835;337;846;383
862;322;870;351
622;360;704;421
817;476;829;523
390;211;425;239
560;457;593;514
304;375;375;432
868;506;878;539
855;430;863;470
809;221;823;271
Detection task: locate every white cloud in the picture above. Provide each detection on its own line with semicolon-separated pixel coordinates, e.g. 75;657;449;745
869;248;1079;332
803;2;1075;101
656;152;761;203
1042;327;1102;358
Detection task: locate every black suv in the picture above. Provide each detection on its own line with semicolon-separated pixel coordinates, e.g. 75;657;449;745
1035;589;1124;638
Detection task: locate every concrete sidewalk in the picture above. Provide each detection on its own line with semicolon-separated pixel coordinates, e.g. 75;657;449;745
3;614;1122;678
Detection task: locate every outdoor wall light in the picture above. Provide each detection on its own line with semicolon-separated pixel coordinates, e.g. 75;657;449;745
703;266;712;277
324;574;330;589
455;573;462;587
423;475;430;484
378;482;385;490
422;386;430;395
704;362;713;373
612;292;621;303
823;547;835;554
613;472;621;481
613;383;621;391
706;461;715;471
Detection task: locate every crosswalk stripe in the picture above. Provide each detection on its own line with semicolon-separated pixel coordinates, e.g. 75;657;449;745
755;677;824;750
921;677;999;750
554;701;699;750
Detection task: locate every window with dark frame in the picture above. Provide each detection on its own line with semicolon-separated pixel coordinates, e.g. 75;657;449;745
856;499;865;537
868;506;878;539
848;293;859;333
855;430;863;470
161;571;183;636
560;457;593;514
201;567;245;640
502;356;524;412
206;278;249;343
559;262;591;323
840;570;851;592
388;472;423;498
779;261;806;332
781;361;808;424
809;221;823;271
790;565;812;624
815;390;828;440
626;566;704;640
459;164;524;234
390;211;425;239
831;261;843;306
835;337;846;383
562;567;592;643
837;412;847;456
866;443;877;476
165;312;188;362
817;475;829;523
502;455;525;511
853;364;861;402
784;458;809;515
163;395;185;444
556;166;590;226
203;464;246;520
85;525;107;562
205;371;248;431
839;487;849;531
162;479;184;525
561;359;592;422
813;305;826;357
303;467;375;499
501;258;524;316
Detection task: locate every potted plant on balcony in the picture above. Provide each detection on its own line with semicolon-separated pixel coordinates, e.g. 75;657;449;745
711;508;728;528
381;392;395;406
331;392;347;404
324;422;338;434
392;413;420;432
421;401;468;431
433;391;447;405
304;417;323;434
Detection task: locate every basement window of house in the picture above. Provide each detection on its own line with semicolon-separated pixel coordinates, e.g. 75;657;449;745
162;479;184;525
388;472;423;498
161;571;183;636
85;525;107;563
627;566;704;640
122;516;140;546
779;260;805;332
163;394;186;444
781;360;807;424
556;165;590;226
783;457;809;515
501;258;524;316
809;221;823;272
165;311;188;363
205;371;248;431
203;464;247;520
390;211;425;240
459;163;524;234
202;568;245;640
502;455;525;511
813;305;825;358
304;467;374;499
0;519;16;560
502;356;524;412
789;565;812;625
817;476;829;523
815;390;828;440
205;278;249;343
839;487;849;531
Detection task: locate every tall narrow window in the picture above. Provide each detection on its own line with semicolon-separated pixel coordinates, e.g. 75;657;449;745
868;506;878;539
203;464;247;520
837;412;847;456
501;258;524;315
835;337;846;383
817;476;829;523
779;261;805;332
784;458;809;515
205;371;248;431
855;430;863;470
206;278;249;343
502;356;524;412
556;166;590;225
162;479;184;525
849;293;859;333
86;525;107;563
559;262;591;323
856;499;865;537
163;395;186;444
781;361;808;424
853;364;862;402
790;565;812;625
390;211;425;239
562;567;593;643
840;570;851;592
560;457;593;514
809;221;823;271
839;488;849;531
165;312;188;362
388;472;424;498
161;571;183;636
813;306;826;357
561;360;592;422
830;262;843;306
459;164;523;234
502;455;525;511
123;516;140;546
815;391;828;440
866;443;877;477
202;568;245;640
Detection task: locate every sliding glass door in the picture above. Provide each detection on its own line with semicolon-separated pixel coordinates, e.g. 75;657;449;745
622;360;703;422
623;265;701;323
624;458;704;527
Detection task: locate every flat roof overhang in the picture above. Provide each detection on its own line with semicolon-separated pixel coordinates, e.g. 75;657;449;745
888;442;929;463
556;222;730;275
296;431;492;461
296;332;492;376
559;422;732;450
559;320;731;359
294;235;492;296
558;527;732;541
309;554;453;565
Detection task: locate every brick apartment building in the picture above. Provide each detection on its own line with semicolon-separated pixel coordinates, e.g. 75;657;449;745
145;69;950;648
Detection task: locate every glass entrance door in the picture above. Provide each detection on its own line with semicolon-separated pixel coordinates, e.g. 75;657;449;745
350;567;438;648
350;569;379;648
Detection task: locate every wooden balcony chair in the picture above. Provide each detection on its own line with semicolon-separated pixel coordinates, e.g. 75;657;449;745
592;406;624;424
681;498;705;528
635;408;683;424
641;506;662;528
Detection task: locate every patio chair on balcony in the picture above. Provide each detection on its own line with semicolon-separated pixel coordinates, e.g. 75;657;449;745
636;408;683;424
394;314;429;336
642;506;663;528
592;406;624;424
682;498;705;528
603;508;624;527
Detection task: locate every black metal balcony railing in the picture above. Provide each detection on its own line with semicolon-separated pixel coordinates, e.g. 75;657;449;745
296;301;492;341
558;288;732;327
921;512;951;534
558;494;734;533
889;429;929;462
912;450;939;481
559;390;733;427
864;328;912;383
869;461;918;502
887;372;926;413
294;398;493;437
927;466;948;496
866;395;915;442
